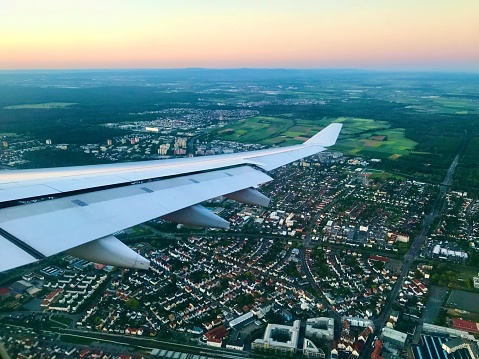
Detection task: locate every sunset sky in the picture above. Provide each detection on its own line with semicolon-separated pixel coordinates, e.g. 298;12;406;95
1;0;478;71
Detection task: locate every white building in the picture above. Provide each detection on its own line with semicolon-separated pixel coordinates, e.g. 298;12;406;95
473;274;479;289
229;312;253;329
343;316;374;328
252;320;300;355
306;317;335;341
251;303;272;319
382;327;407;348
442;337;479;358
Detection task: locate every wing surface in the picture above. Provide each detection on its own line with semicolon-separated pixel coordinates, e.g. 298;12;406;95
0;123;341;272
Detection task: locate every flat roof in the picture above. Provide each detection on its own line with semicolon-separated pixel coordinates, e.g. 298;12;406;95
447;290;479;313
412;335;473;359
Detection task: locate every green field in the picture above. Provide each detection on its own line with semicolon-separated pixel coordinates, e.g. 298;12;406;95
368;171;405;181
322;117;390;135
214;116;416;158
4;102;77;109
216;116;296;145
432;97;479;115
334;127;417;158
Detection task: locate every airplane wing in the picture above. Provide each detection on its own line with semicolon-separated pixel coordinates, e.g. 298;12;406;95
0;123;342;272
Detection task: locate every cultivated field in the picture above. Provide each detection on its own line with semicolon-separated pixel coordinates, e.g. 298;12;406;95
334;127;417;159
214;116;417;158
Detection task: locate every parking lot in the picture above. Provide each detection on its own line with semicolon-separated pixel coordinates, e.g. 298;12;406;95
423;286;448;323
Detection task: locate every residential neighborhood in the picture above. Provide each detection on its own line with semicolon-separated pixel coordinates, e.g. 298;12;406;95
2;153;479;359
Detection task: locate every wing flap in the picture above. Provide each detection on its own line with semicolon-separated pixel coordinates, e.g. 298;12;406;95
0;183;61;202
0;234;37;272
0;166;272;257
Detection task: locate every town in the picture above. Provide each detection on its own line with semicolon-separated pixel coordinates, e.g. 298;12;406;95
1;145;479;359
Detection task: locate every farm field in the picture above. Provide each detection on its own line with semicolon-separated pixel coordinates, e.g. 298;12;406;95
334;127;417;159
216;116;296;145
214;116;416;158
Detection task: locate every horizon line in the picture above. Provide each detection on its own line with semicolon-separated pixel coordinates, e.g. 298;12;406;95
0;67;478;75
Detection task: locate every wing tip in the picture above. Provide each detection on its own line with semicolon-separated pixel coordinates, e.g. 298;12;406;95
304;123;342;147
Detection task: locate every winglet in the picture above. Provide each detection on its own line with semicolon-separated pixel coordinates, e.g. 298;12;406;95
304;123;342;147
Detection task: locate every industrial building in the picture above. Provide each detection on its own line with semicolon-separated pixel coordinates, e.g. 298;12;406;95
412;334;479;359
442;337;479;358
423;323;475;340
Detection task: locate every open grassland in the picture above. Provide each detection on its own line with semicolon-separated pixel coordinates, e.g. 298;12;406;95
4;102;77;109
214;116;416;158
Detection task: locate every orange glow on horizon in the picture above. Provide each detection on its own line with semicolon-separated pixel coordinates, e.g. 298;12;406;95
1;0;478;71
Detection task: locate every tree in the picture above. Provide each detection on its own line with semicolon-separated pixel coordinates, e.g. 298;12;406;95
125;298;139;310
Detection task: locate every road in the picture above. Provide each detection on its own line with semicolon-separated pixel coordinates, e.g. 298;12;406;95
299;198;343;331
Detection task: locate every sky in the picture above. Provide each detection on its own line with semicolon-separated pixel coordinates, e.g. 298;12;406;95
1;0;478;71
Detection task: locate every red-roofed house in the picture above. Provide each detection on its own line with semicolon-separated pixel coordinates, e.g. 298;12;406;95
204;325;228;347
40;289;63;307
369;255;389;263
452;318;479;334
370;339;384;359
